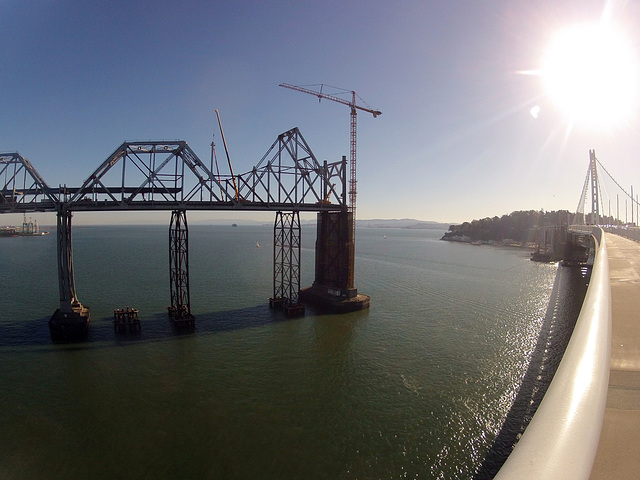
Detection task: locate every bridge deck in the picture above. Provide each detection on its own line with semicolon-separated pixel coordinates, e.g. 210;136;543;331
590;233;640;479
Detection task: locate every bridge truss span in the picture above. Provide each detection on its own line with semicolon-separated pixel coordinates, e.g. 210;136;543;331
0;152;58;213
2;127;367;339
65;127;346;213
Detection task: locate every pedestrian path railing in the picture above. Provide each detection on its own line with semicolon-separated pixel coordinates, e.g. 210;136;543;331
602;226;640;242
494;227;611;480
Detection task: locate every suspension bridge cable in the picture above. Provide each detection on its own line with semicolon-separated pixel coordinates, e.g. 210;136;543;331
595;157;639;208
575;162;591;223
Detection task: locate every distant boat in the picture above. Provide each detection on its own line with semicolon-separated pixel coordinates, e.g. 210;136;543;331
256;241;261;248
232;223;238;227
0;226;49;237
0;227;17;237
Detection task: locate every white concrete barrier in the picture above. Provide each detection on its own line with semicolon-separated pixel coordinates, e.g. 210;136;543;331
494;228;611;480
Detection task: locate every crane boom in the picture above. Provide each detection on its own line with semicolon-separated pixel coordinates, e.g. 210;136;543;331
279;83;381;117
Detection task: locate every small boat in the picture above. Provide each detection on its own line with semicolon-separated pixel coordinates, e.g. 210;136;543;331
256;241;261;248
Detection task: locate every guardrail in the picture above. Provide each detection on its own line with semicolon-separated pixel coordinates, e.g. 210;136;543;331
494;228;611;480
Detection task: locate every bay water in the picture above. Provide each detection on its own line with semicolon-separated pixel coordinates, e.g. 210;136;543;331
0;225;585;479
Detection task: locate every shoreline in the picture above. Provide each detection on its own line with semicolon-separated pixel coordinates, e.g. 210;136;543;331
440;235;536;250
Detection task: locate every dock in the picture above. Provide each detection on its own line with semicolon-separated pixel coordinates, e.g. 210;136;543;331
590;233;640;479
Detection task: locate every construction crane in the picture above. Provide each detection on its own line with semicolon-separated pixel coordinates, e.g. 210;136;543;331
215;109;239;201
279;83;381;233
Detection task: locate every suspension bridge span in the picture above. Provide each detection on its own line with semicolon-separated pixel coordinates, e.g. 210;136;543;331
494;150;640;480
0;127;370;339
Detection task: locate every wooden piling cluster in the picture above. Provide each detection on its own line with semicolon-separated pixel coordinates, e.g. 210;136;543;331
113;307;141;333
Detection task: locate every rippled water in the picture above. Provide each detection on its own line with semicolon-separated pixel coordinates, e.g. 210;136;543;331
0;225;574;479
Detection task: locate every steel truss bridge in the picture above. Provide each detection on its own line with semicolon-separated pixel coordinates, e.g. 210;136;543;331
1;128;366;338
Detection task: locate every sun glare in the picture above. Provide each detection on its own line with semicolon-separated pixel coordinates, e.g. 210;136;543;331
541;23;639;129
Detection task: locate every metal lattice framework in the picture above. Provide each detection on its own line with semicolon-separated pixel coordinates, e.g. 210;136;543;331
273;211;302;307
0;152;57;212
1;128;346;214
63;128;345;212
168;210;193;324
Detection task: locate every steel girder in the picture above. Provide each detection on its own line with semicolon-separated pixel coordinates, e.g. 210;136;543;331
273;211;302;307
67;141;227;208
168;210;192;320
0;128;346;215
0;152;57;213
248;128;344;208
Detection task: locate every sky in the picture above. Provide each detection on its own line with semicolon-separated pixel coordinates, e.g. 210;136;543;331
2;0;640;226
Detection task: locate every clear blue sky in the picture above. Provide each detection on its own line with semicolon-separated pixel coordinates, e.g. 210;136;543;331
3;0;640;225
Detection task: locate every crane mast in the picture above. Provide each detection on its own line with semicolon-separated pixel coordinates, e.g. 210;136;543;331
279;83;381;238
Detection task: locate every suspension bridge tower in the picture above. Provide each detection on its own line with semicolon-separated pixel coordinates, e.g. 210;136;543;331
576;149;600;225
589;149;600;225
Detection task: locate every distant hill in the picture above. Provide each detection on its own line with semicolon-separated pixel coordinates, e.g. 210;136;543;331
190;217;451;229
357;218;449;229
191;218;269;226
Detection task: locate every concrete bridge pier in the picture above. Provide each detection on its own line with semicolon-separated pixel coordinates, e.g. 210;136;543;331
49;209;90;339
168;209;194;329
531;225;568;262
299;210;370;312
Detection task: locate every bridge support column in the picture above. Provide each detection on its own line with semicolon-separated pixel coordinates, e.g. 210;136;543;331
299;210;369;312
168;210;194;329
531;225;569;262
49;209;90;340
270;211;305;317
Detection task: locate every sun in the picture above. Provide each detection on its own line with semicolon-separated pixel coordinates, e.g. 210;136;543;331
541;23;639;130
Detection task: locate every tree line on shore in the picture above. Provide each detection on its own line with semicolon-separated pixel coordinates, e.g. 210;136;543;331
441;210;573;244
